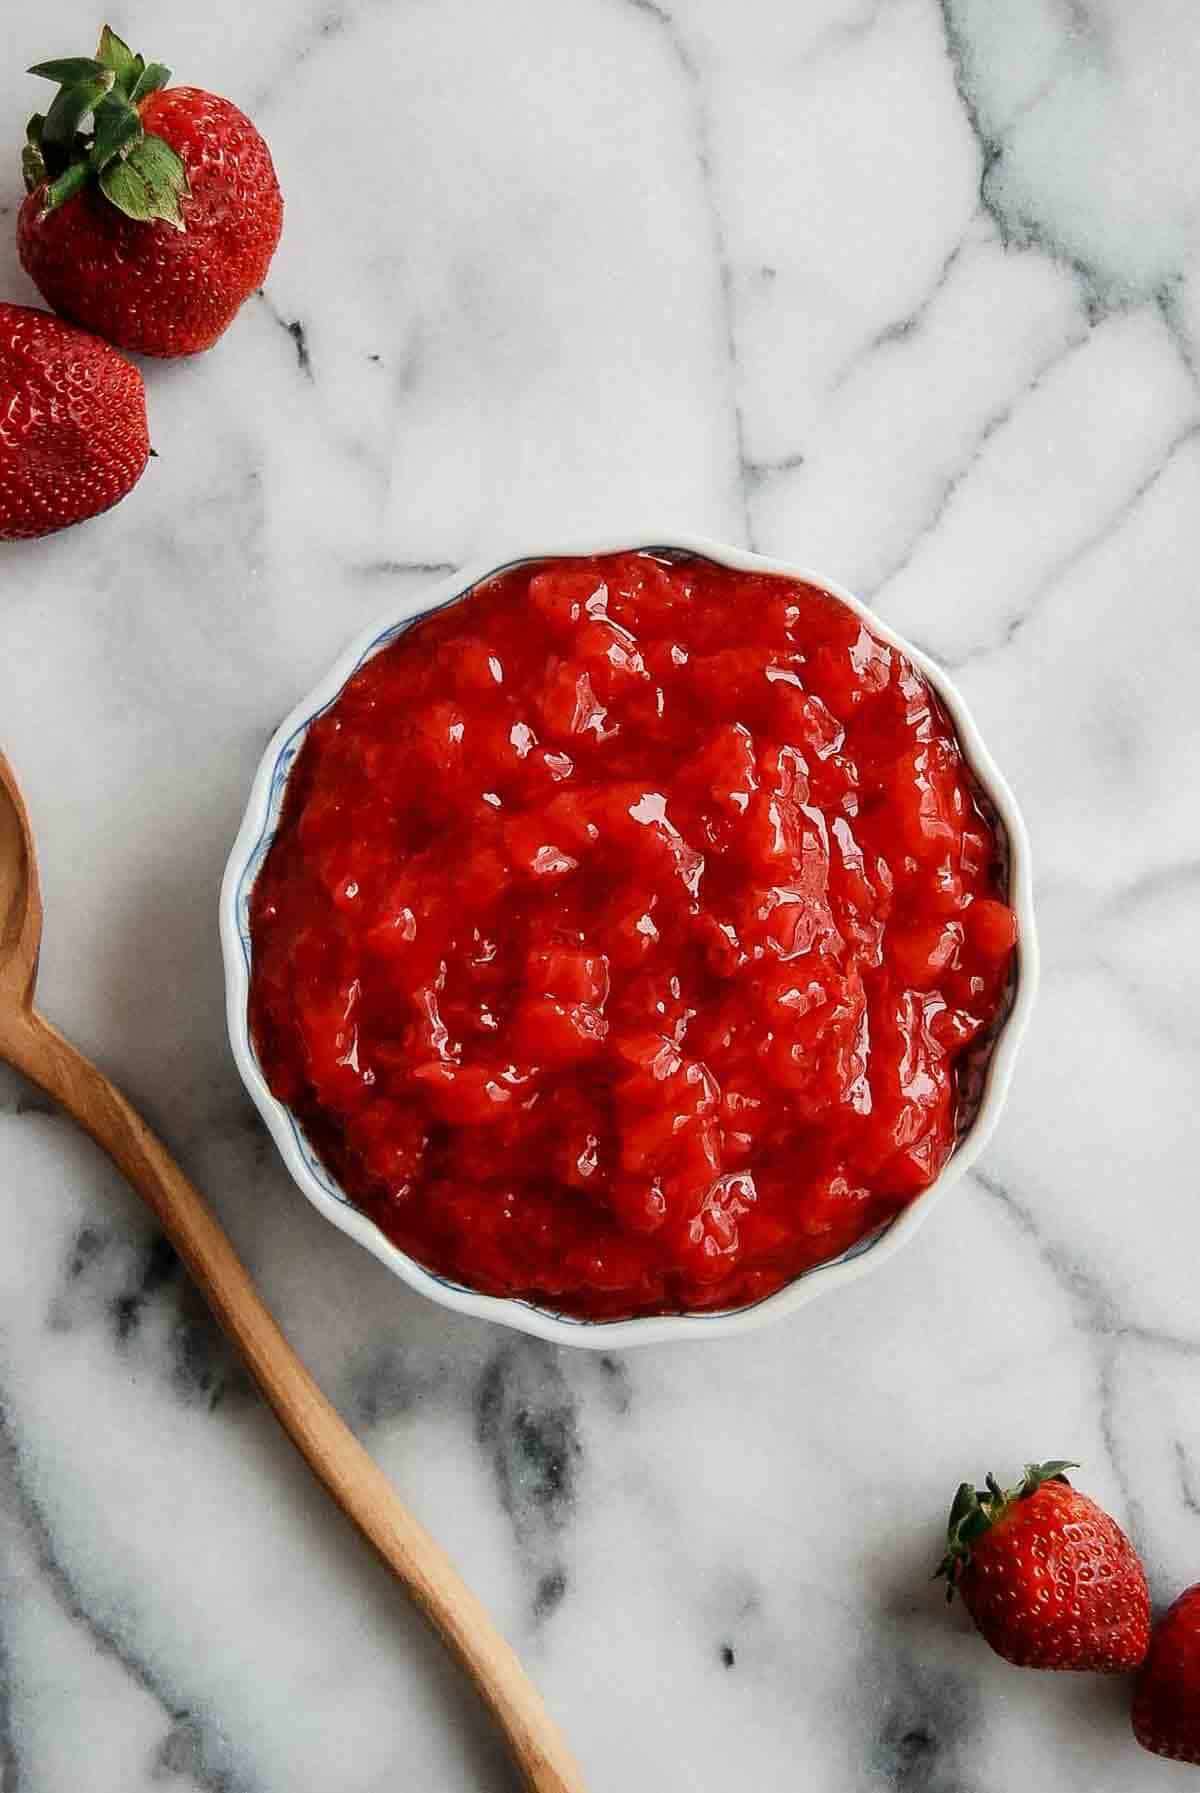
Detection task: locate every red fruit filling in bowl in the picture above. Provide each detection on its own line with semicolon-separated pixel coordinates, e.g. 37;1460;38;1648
248;553;1017;1318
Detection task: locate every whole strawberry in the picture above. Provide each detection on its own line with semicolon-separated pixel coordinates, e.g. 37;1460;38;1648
1133;1583;1200;1763
936;1459;1150;1672
0;302;149;540
18;25;282;357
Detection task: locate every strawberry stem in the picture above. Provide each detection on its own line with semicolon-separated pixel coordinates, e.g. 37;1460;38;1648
43;162;90;213
23;23;188;226
935;1459;1079;1600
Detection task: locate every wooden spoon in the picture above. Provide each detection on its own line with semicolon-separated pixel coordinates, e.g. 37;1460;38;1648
0;749;585;1793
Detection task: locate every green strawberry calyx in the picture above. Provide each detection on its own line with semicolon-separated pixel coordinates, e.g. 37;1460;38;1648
22;24;189;229
935;1459;1079;1602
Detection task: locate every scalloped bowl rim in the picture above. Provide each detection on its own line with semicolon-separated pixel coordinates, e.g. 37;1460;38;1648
220;534;1038;1349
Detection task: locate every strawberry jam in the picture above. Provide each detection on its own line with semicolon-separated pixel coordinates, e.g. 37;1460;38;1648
249;553;1017;1319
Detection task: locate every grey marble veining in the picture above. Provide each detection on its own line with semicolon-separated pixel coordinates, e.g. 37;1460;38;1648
3;1;1200;1787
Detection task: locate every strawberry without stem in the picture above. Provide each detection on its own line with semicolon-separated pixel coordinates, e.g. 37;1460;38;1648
0;302;148;541
18;25;282;357
937;1460;1150;1672
1133;1583;1200;1763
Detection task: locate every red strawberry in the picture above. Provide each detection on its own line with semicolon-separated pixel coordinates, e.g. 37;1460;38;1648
17;25;282;357
0;302;149;541
1133;1583;1200;1763
936;1459;1150;1671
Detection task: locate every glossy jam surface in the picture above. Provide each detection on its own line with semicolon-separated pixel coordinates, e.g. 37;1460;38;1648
249;554;1017;1319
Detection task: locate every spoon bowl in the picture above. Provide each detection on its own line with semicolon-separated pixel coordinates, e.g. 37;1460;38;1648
0;750;42;1017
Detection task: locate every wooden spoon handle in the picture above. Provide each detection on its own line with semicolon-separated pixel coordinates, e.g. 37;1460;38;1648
7;1010;586;1793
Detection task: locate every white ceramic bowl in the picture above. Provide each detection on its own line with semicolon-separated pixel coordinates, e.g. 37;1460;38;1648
221;536;1037;1348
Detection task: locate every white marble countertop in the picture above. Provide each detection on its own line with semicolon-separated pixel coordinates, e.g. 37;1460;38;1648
3;1;1200;1787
